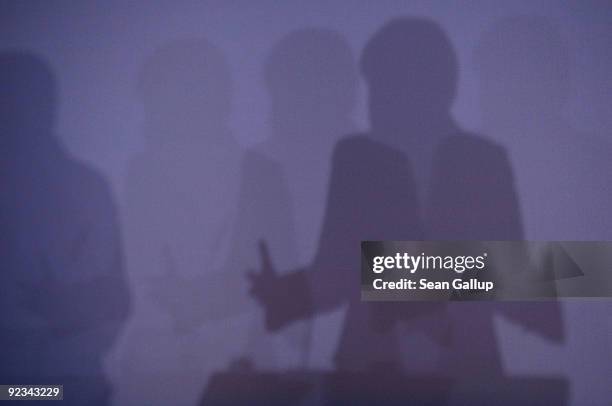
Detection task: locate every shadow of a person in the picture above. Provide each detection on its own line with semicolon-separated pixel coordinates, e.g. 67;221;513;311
360;17;564;381
0;51;130;405
260;28;358;264
249;18;444;375
247;17;566;405
255;28;359;369
118;38;298;404
476;15;610;405
124;39;245;331
475;16;612;241
118;39;248;406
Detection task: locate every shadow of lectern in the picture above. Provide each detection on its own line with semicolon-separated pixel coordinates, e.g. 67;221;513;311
200;366;567;406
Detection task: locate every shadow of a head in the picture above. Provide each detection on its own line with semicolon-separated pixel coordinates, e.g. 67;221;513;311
0;51;56;142
475;16;569;131
137;39;232;138
361;17;458;135
264;28;357;133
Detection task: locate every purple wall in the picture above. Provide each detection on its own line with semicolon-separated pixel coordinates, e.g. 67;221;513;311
2;2;611;405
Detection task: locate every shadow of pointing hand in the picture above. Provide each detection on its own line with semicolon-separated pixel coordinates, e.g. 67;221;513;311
247;240;287;331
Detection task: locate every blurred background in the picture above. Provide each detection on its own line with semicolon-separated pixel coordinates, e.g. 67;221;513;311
1;1;611;405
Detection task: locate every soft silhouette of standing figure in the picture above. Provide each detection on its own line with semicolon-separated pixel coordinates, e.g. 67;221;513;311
248;18;565;403
360;16;562;380
476;16;612;241
0;52;130;405
118;38;297;405
476;16;610;405
249;19;444;374
119;39;246;406
260;28;357;263
255;28;358;369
